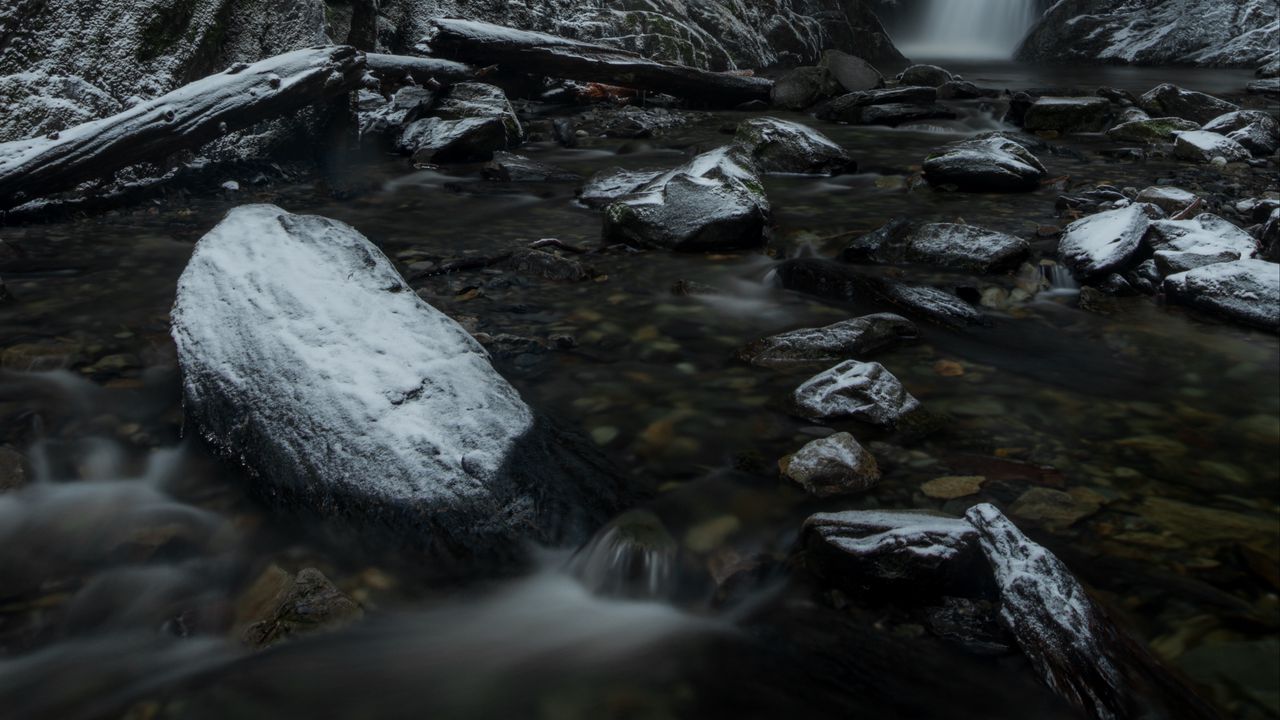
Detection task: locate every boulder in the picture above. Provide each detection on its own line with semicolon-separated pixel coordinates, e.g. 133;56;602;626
816;86;942;123
601;146;770;251
1022;97;1113;133
481;152;581;182
360;86;435;139
1146;214;1259;275
1057;203;1160;281
398;83;522;163
1173;130;1251;163
897;64;953;87
736;313;918;368
171;205;623;566
578;168;664;208
1139;84;1239;124
821;50;883;92
923;136;1047;193
1201;110;1280;156
856;103;958;127
793;360;921;425
770;66;840;110
845;221;1029;274
937;80;991;100
1163;259;1280;331
733;117;855;175
780;433;881;497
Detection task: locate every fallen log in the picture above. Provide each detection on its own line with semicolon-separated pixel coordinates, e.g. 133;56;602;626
0;46;366;210
365;53;479;86
424;18;772;107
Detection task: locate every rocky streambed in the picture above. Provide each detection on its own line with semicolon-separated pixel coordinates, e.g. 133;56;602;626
0;55;1278;720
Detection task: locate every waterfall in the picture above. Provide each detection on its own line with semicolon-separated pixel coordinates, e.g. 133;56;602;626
896;0;1039;60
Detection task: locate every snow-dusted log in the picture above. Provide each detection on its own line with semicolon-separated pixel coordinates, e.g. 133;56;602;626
0;47;366;209
425;18;772;107
171;205;623;568
365;53;478;85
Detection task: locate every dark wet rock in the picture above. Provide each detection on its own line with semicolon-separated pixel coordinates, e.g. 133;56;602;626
1104;116;1200;144
922;136;1048;193
737;313;918;368
771;66;840;110
1247;77;1280;96
821;50;883;92
858;103;958;127
897;64;953;87
816;86;939;122
781;432;881;497
578;167;663;208
1023;97;1113;134
568;509;676;600
1096;86;1140;105
601;146;770;251
1146;214;1259;275
242;567;362;649
670;279;723;296
879;282;988;328
481;152;581;182
360;86;435;139
844;221;1029;274
925;596;1011;656
1201;110;1280;156
1139;84;1239;124
937;80;991;100
503;249;591;282
550;117;578;147
1173;130;1251;163
733;117;855;175
398;83;522;163
1057;203;1161;280
171;205;623;566
1136;186;1199;214
0;445;27;492
1164;259;1280;331
793;360;921;425
577;105;703;139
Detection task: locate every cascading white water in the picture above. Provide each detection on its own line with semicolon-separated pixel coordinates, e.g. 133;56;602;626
896;0;1039;60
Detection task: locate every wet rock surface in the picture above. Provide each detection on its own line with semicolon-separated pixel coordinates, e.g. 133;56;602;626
1105;117;1201;144
780;432;881;497
733;117;855;175
241;567;363;649
1173;130;1252;164
1023;97;1113;134
737;313;918;368
793;360;921;425
1057;203;1161;280
845;221;1030;274
398;83;523;164
1164;258;1280;331
897;64;953;87
1139;84;1240;124
1146;214;1260;275
923;135;1048;193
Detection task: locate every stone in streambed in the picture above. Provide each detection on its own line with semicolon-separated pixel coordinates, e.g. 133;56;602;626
821;50;884;92
780;432;881;497
897;64;953;87
578;168;663;208
923;135;1047;193
360;86;435;139
1023;96;1113;133
844;220;1029;274
737;313;918;368
1173;130;1251;163
1163;259;1280;332
1201;110;1280;157
793;360;921;425
242;567;362;649
1057;203;1161;281
1247;78;1280;97
1104;117;1199;144
770;65;840;110
1139;84;1238;125
1145;214;1259;275
733;117;855;175
817;86;939;123
398;83;522;163
856;103;958;127
1136;186;1199;214
481;152;581;182
171;205;623;567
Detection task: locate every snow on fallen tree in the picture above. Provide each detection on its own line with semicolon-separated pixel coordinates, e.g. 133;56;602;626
0;46;366;210
364;53;479;86
424;18;773;107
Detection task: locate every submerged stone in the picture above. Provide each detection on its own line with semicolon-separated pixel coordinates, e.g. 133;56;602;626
733;117;855;175
737;313;918;368
793;360;921;425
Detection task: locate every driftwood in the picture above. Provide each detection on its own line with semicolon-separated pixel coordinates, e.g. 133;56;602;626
425;18;772;107
0;46;366;209
365;53;479;86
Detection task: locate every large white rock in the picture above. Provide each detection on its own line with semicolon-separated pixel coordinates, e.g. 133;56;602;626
171;205;620;564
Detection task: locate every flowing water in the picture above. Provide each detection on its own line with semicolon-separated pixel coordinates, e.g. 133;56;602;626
1;63;1278;719
894;0;1041;60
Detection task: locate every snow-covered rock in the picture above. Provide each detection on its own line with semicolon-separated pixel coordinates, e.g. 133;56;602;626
600;146;770;251
922;135;1047;193
802;509;984;590
171;204;622;564
1172;130;1251;164
1201;110;1280;156
1058;203;1160;281
780;433;881;497
737;313;918;368
733;117;855;175
1105;117;1200;144
1135;186;1199;215
1016;0;1279;68
1163;259;1280;331
1146;214;1259;275
1139;84;1239;125
845;221;1029;274
1022;97;1113;134
793;360;920;425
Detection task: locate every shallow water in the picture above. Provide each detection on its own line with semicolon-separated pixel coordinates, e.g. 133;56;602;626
1;64;1278;719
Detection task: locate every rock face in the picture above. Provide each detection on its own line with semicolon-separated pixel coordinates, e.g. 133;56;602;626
737;313;918;368
1105;117;1200;144
600;147;771;251
844;221;1029;274
1016;0;1279;68
1022;97;1113;134
1139;84;1240;125
1201;110;1280;156
923;136;1047;193
793;360;921;425
397;83;522;164
1146;214;1259;275
1164;259;1280;331
1058;204;1160;281
733;117;855;175
171;205;622;565
780;433;881;497
1172;130;1251;164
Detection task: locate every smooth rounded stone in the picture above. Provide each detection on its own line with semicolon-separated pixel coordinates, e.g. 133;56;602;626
922;135;1047;193
398;83;522;163
1022;96;1113;133
1201;110;1280;156
921;476;985;500
793;360;921;425
1136;186;1199;214
770;65;839;110
1104;116;1200;144
1173;130;1252;163
601;146;770;251
821;49;883;92
171;205;623;566
1163;258;1280;331
1145;213;1260;275
1247;77;1280;96
937;80;991;100
242;568;363;649
732;117;856;175
845;220;1029;273
578;167;663;208
1057;203;1161;280
1139;83;1239;124
897;64;953;87
481;152;581;182
360;86;435;139
737;313;918;368
780;432;881;497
